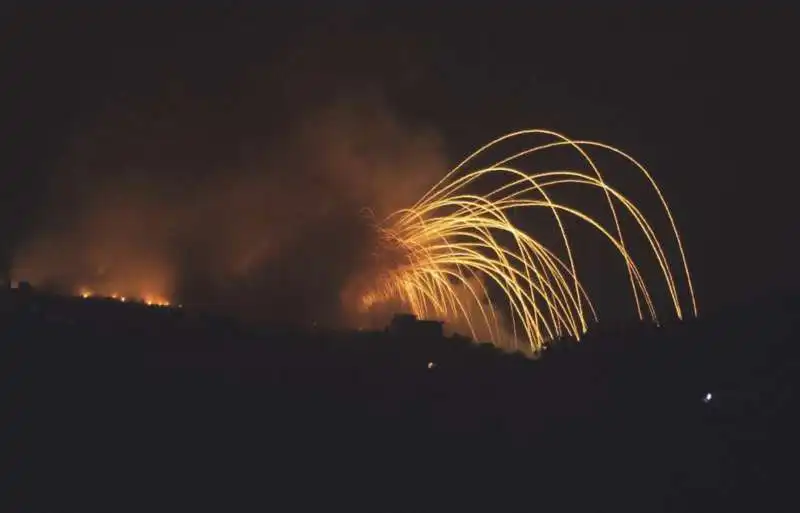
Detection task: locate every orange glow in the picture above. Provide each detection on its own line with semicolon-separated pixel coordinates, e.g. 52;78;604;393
143;295;170;307
74;288;172;308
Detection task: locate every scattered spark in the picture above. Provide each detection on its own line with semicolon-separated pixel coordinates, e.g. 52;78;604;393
361;129;697;354
427;362;437;370
703;392;713;403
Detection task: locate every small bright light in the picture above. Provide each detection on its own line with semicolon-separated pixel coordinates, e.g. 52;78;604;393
427;362;436;370
120;296;126;302
703;392;713;403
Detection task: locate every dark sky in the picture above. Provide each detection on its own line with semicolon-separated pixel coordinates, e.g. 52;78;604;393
1;2;797;323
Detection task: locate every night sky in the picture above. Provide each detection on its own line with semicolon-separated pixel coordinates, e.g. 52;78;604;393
1;2;797;324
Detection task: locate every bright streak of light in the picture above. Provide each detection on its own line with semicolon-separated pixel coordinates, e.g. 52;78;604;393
361;129;697;354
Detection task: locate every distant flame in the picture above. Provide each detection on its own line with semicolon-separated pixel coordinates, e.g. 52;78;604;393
143;294;170;307
75;287;171;307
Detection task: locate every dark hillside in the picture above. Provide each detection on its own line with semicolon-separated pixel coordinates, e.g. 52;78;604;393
4;288;799;512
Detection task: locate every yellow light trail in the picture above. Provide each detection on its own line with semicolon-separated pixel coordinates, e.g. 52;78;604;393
361;130;697;354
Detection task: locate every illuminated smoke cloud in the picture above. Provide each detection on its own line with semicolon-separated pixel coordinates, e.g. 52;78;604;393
11;92;446;327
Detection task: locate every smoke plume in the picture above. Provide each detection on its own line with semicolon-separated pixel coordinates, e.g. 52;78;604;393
12;91;447;327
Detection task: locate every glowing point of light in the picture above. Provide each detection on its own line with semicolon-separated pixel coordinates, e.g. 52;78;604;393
427;362;437;370
703;392;713;403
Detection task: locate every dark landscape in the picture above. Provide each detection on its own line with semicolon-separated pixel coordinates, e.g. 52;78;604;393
5;285;799;511
3;3;799;511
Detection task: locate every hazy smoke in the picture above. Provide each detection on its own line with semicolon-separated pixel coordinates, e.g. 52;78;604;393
12;91;447;327
8;12;527;345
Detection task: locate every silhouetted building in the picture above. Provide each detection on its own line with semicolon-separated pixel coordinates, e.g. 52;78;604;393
389;313;416;334
1;260;8;290
389;313;444;339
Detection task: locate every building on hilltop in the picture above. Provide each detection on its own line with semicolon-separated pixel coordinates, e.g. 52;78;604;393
1;259;9;290
389;313;444;340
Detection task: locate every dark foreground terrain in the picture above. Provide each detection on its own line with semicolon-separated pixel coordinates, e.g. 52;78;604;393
4;289;800;512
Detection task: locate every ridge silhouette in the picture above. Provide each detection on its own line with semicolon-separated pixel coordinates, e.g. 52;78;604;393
5;285;799;512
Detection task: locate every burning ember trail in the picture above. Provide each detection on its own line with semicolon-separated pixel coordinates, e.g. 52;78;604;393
359;129;697;354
